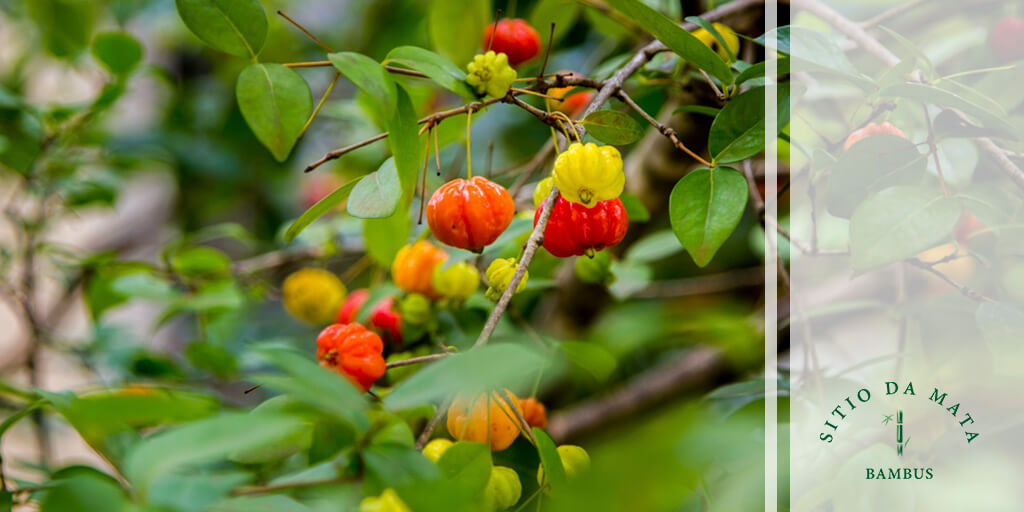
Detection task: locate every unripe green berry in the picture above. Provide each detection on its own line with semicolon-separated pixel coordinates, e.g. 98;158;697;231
537;445;590;486
422;438;454;463
399;293;431;325
466;51;518;98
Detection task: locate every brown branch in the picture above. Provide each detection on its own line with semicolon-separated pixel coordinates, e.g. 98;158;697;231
617;90;712;167
415;396;453;450
906;258;991;302
277;10;335;52
305;99;502;173
858;0;927;29
547;347;728;442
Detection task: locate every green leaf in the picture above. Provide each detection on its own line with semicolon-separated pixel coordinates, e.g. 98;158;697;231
436;442;492;495
284;177;362;242
171;247;231;278
825;135;926;219
50;389;218;447
770;26;873;89
849;187;961;272
386;47;475;99
672;105;720;117
40;466;127;512
684;16;736;61
250;345;370;432
708;84;789;164
530;0;581;48
329;52;398;119
27;0;95;59
236;64;312;162
211;495;312;512
879;83;1020;141
174;0;267;58
582;110;645;145
125;412;306;494
560;342;616;382
618;193;650;222
388;86;423;197
91;31;143;75
384;344;547;409
150;472;251;512
669;167;749;267
756;26;790;55
603;0;733;84
347;158;402;218
733;58;789;85
428;0;492;68
534;428;567;490
363;207;411;267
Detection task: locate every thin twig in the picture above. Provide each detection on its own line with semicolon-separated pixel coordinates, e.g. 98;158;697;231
906;258;992;302
299;72;340;139
306;99;502;173
385;353;450;369
415;396;453;449
859;0;927;29
277;10;334;52
618;90;712;167
283;60;333;68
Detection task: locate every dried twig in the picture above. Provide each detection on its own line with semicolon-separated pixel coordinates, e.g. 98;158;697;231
617;90;712;167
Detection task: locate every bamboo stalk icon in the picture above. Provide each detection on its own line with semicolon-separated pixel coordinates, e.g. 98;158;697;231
896;410;904;456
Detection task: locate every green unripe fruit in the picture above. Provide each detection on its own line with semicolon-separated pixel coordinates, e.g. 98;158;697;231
574;250;613;284
532;177;554;209
485;258;528;302
432;261;481;302
537;445;590;486
422;438;454;463
359;488;411;512
399;293;431;325
483;466;522;510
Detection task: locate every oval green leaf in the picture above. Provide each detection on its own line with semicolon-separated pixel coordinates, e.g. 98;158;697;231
825;134;927;219
386;47;475;99
329;52;399;119
383;344;547;410
91;31;143;75
236;64;312;162
284;177;363;242
436;442;492;495
174;0;268;58
849;186;962;272
582;110;645;145
603;0;733;84
669;167;749;267
709;84;790;164
534;428;567;490
347;158;402;219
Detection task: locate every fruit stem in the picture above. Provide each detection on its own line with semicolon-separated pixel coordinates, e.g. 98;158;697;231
466;109;473;179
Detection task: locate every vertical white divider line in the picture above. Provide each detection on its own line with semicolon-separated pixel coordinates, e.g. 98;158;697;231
764;1;780;511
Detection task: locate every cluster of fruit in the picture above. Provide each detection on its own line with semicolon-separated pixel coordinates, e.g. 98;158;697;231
281;237;540;391
361;391;588;511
